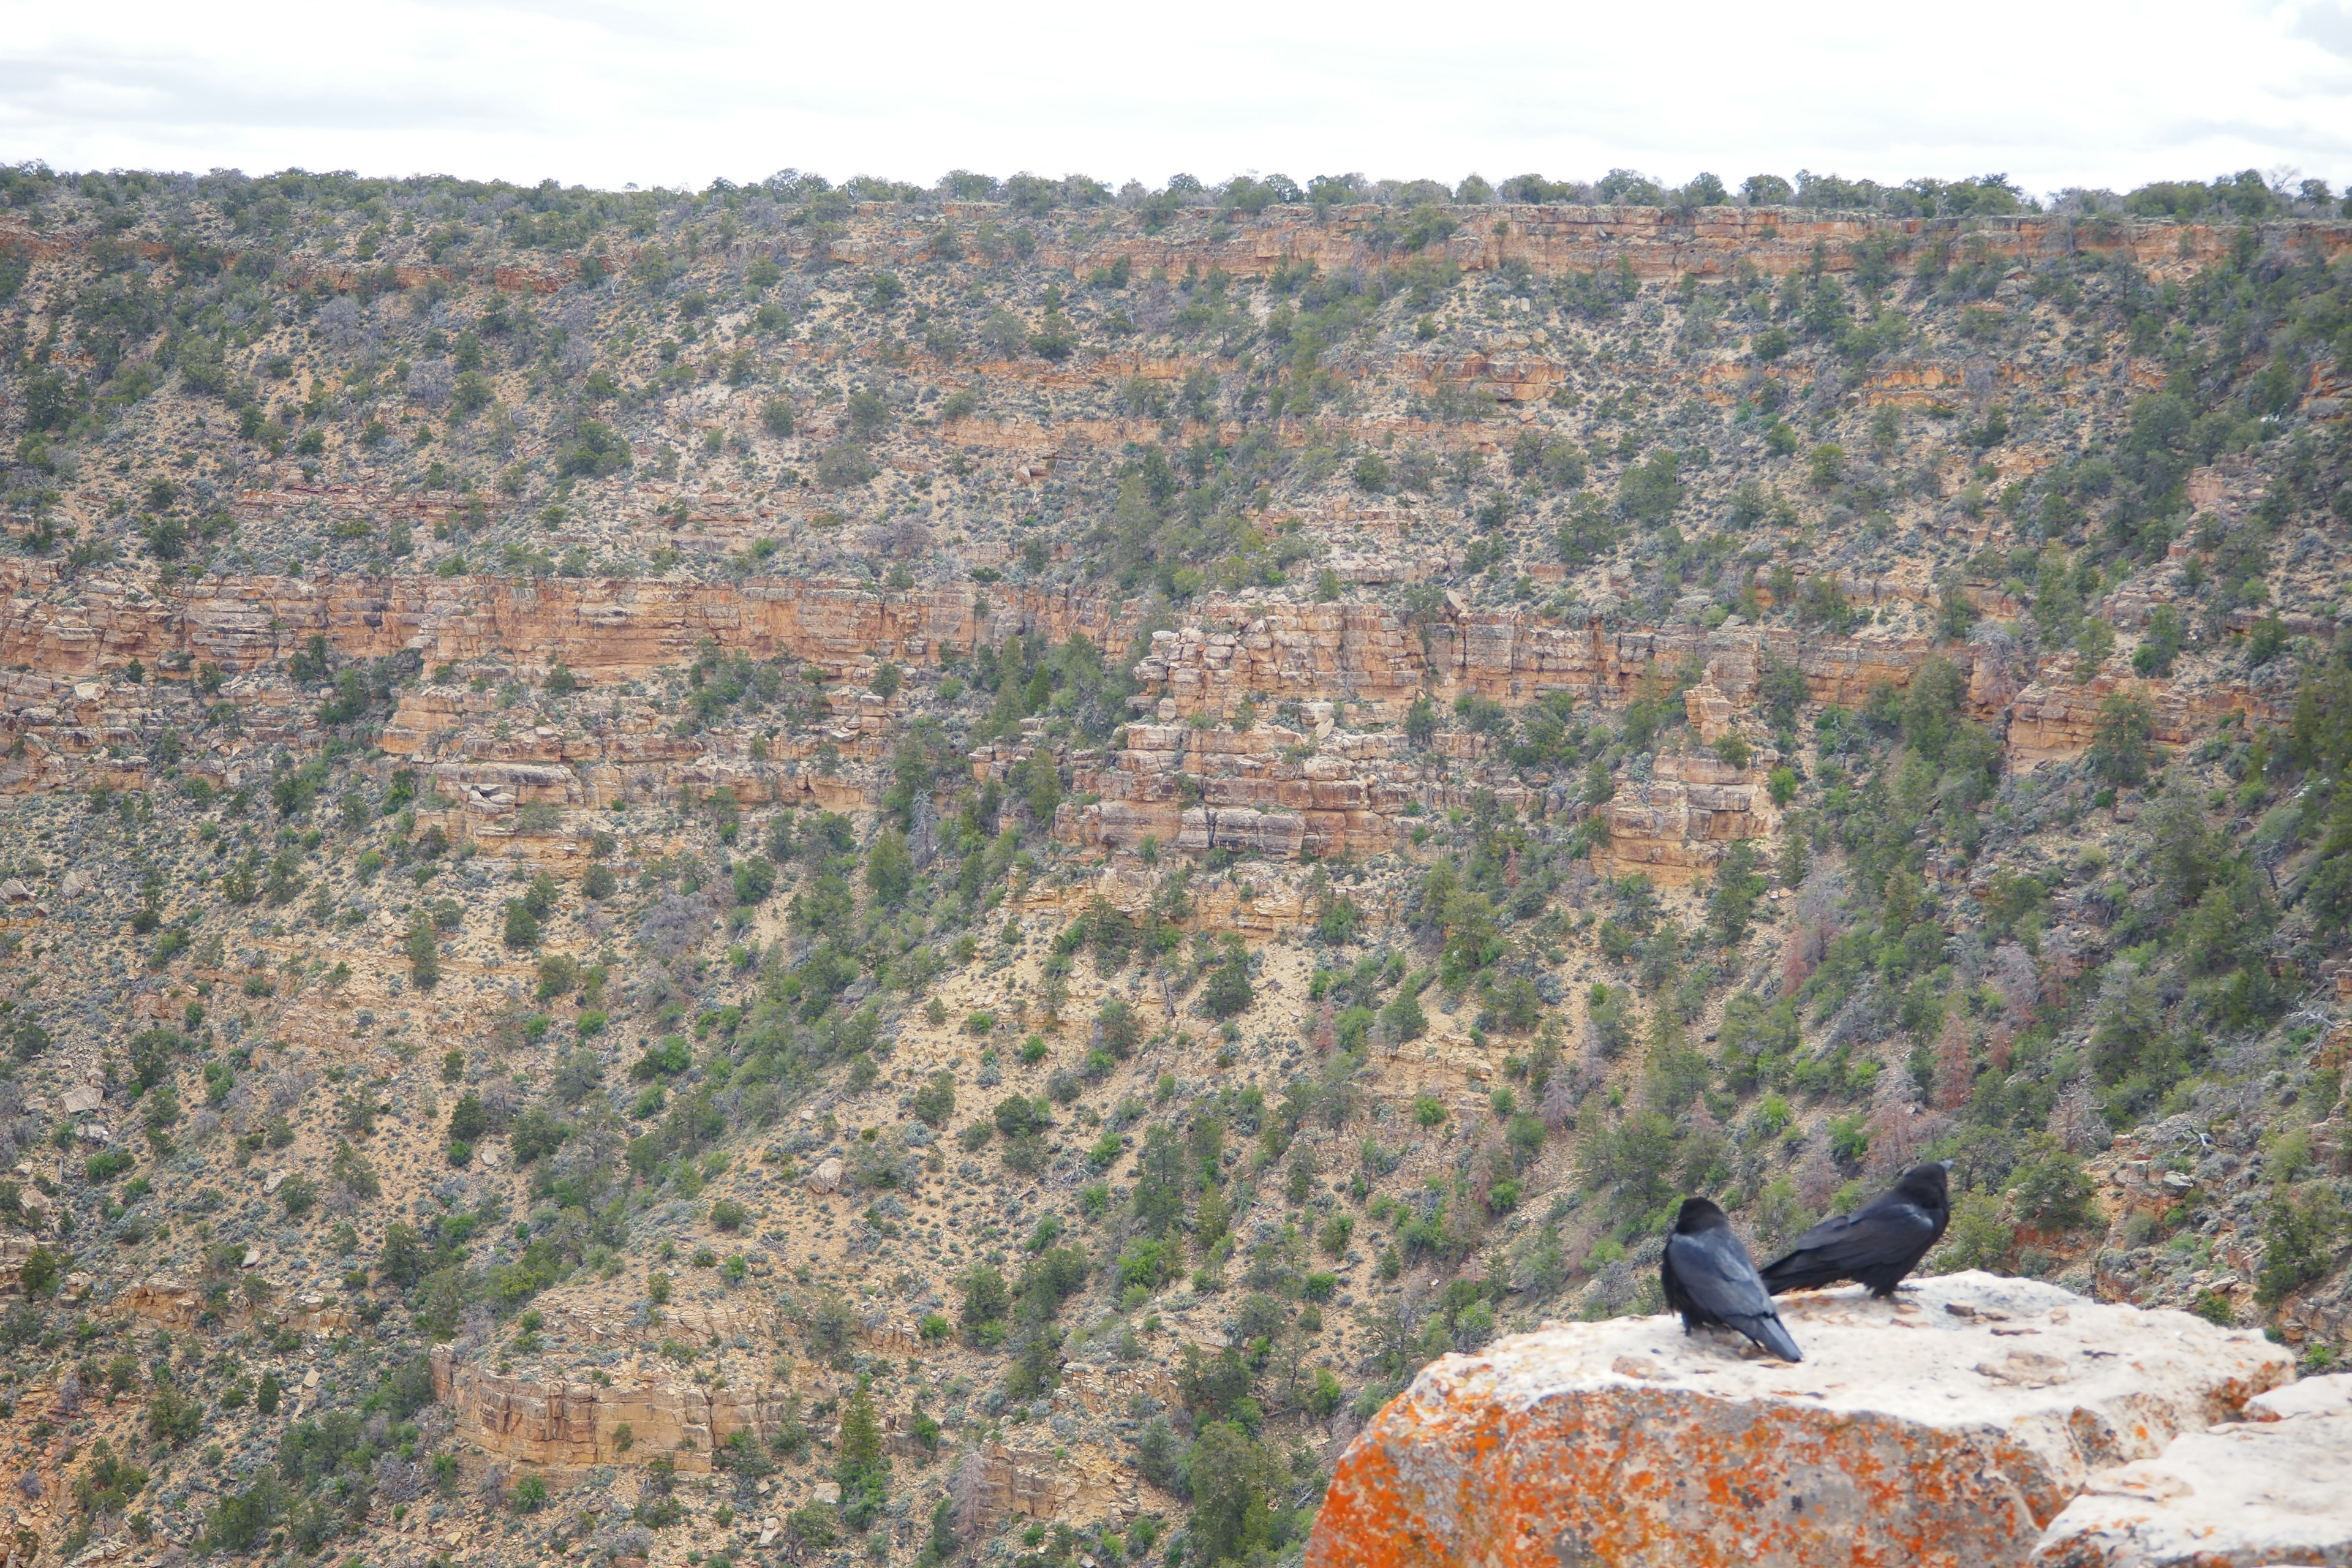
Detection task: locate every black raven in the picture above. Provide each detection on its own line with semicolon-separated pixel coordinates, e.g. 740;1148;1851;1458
1759;1163;1950;1298
1660;1197;1803;1362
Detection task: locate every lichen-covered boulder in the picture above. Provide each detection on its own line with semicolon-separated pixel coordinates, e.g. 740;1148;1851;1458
1307;1273;2288;1568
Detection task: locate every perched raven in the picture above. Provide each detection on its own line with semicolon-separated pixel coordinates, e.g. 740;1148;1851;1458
1660;1197;1803;1362
1760;1163;1951;1298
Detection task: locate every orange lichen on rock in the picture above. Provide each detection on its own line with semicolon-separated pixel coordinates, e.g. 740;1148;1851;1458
1306;1273;2289;1568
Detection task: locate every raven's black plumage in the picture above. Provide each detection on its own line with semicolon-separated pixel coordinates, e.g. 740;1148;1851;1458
1759;1163;1950;1298
1660;1197;1803;1362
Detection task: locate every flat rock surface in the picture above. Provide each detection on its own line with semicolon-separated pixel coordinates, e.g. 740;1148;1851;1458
1308;1272;2290;1568
2033;1403;2352;1566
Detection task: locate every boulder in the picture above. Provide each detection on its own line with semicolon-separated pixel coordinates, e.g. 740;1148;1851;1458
1308;1273;2289;1568
806;1156;844;1194
2032;1372;2352;1567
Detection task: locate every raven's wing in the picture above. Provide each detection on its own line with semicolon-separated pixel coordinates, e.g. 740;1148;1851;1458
1667;1231;1802;1362
1760;1200;1939;1293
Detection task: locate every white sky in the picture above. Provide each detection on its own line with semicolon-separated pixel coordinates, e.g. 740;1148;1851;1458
4;0;2351;200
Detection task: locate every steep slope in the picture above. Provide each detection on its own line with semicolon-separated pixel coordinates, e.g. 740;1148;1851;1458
0;164;2348;1568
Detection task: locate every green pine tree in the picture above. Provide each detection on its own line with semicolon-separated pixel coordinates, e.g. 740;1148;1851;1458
836;1376;890;1528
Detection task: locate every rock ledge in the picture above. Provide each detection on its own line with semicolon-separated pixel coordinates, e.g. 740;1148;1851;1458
1307;1272;2289;1568
2034;1371;2352;1567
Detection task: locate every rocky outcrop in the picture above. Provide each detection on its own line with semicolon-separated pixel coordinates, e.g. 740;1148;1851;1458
0;565;2284;864
2034;1373;2352;1566
0;563;1112;683
1308;1273;2290;1568
1594;751;1765;885
428;1345;794;1472
424;1345;1145;1518
888;206;2352;296
0;1235;48;1297
1011;854;1336;939
1060;722;1417;861
121;1275;204;1329
1127;606;1980;726
954;1441;1139;1527
2003;675;2258;774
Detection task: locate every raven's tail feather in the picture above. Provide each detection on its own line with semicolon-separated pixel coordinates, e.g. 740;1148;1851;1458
1736;1313;1803;1363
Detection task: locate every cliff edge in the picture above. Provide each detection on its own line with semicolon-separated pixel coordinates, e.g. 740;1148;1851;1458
1307;1272;2295;1568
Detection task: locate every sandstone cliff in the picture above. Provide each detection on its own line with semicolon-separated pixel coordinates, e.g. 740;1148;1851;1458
0;570;2268;883
429;1344;794;1472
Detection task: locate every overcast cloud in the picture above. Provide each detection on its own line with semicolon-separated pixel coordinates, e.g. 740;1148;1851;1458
2;0;2350;198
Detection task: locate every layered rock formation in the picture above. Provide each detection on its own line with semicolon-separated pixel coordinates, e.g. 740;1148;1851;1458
954;1440;1139;1528
0;562;2279;880
817;205;2352;296
0;562;1120;685
1308;1273;2291;1568
1593;752;1765;884
1061;722;1417;861
1127;602;1980;725
428;1344;795;1472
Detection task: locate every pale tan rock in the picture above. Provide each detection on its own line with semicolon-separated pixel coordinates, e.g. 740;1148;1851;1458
948;1442;1137;1527
0;1235;40;1297
2032;1401;2352;1566
2248;1371;2352;1421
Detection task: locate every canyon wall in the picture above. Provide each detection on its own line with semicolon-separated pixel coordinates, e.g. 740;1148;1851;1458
819;205;2352;292
0;571;2272;886
19;205;2345;304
